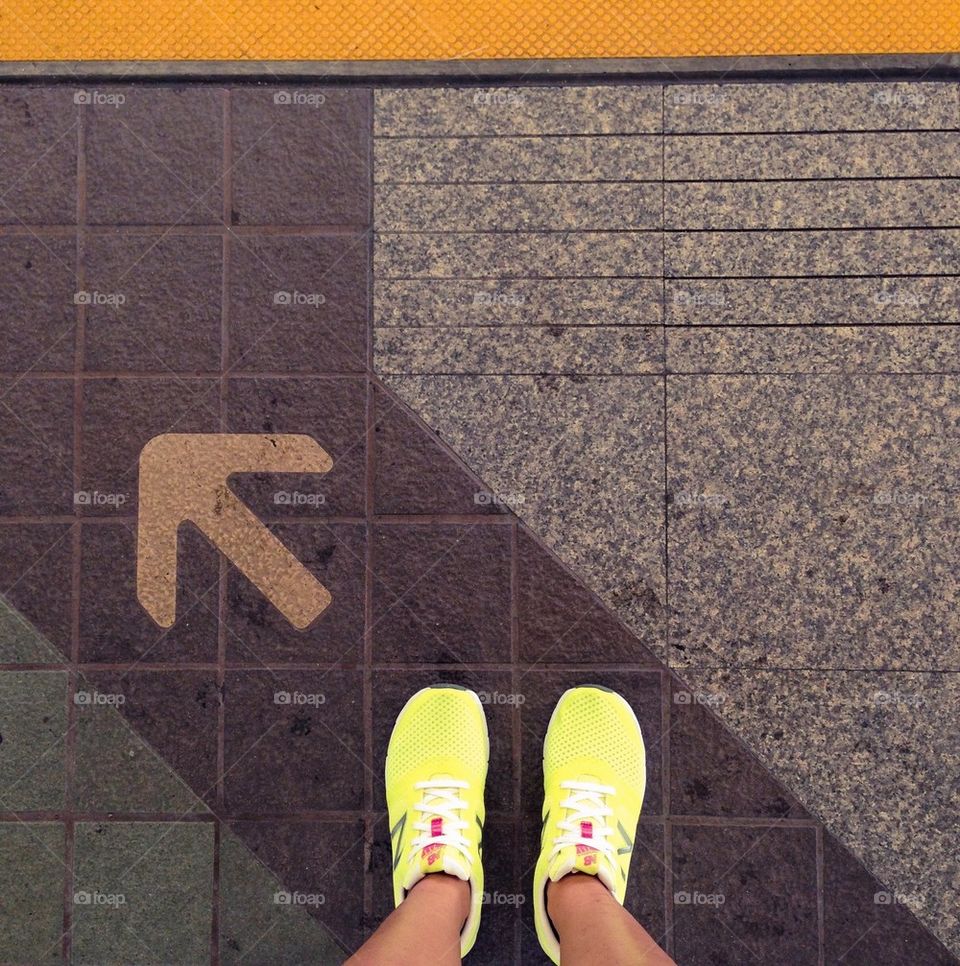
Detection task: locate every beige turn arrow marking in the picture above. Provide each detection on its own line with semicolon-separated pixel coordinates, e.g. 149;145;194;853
137;433;333;630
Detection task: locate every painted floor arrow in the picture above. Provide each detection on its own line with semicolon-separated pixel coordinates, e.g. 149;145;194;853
137;433;333;630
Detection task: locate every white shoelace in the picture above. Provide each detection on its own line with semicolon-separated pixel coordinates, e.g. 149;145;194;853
409;778;473;868
550;779;617;865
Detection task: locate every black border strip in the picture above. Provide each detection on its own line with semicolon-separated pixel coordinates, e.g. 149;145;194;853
2;52;960;83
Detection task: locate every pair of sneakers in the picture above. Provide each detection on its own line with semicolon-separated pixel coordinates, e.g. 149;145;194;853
386;684;646;963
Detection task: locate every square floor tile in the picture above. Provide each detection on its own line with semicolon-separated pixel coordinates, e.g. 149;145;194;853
822;832;956;965
85;87;223;225
517;670;663;817
518;819;666;965
230;88;370;226
219;827;349;964
0;377;74;516
79;523;219;664
0;670;67;810
372;385;506;515
226;523;365;665
0;235;76;371
668;375;960;670
230;819;365;952
227;235;367;372
72;820;214;965
518;530;660;666
0;523;72;661
668;676;809;819
80;376;220;515
372;523;511;665
223;670;364;813
0;88;77;224
76;670;218;809
84;232;222;372
371;815;519;963
0;821;64;963
371;669;516;813
224;376;366;516
671;824;818;965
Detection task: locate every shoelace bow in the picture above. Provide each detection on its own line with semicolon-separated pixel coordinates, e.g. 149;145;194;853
550;779;617;867
409;778;473;868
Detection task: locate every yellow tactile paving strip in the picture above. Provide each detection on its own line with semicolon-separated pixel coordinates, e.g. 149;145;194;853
2;0;958;61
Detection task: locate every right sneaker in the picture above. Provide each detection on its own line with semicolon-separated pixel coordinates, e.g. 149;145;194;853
532;685;646;964
385;684;489;958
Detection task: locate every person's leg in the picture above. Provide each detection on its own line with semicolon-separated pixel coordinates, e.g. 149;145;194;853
345;872;468;966
532;686;672;964
346;685;488;963
548;873;675;966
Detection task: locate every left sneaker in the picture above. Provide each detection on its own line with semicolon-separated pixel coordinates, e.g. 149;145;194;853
385;684;489;958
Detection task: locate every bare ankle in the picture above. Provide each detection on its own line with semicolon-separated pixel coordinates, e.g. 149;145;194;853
409;872;471;926
547;871;609;923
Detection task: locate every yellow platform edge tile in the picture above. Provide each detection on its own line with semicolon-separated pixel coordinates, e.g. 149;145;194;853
1;0;959;62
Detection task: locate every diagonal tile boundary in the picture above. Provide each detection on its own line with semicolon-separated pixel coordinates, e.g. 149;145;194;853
375;372;960;963
0;598;348;965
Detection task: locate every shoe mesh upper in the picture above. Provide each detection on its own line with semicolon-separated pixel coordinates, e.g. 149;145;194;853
544;689;644;789
387;689;487;779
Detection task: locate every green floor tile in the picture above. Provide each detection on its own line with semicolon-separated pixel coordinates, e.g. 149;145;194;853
73;690;209;815
72;821;213;966
0;670;67;810
0;597;64;664
0;822;65;963
219;830;346;966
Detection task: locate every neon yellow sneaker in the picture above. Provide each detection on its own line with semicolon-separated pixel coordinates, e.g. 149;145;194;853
533;685;646;964
386;684;489;957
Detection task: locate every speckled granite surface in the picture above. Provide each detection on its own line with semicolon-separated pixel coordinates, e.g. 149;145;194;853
667;325;960;372
373;81;960;957
380;375;666;656
681;669;960;949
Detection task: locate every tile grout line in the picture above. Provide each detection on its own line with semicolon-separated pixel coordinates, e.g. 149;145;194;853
362;86;376;935
659;89;675;960
62;94;88;966
509;517;522;962
212;85;233;966
816;824;826;965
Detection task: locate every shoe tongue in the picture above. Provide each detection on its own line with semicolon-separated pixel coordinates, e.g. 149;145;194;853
546;775;616;893
402;844;470;891
400;775;470;893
